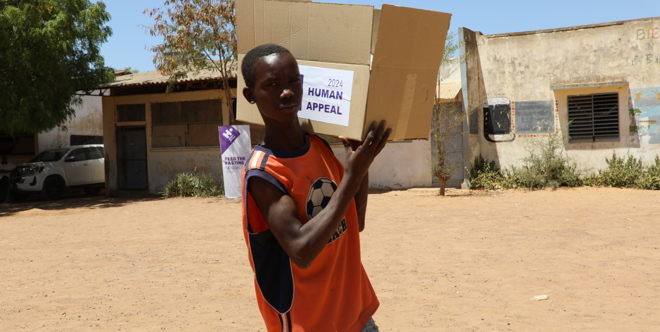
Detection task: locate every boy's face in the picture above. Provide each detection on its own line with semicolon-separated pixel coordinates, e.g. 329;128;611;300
245;52;303;124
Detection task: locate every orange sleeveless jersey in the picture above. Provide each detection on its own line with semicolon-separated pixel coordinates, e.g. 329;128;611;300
241;134;379;332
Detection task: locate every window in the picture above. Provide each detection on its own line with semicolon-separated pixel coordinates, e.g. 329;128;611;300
483;103;511;135
567;93;619;142
67;148;87;162
87;147;104;160
117;104;146;122
482;98;514;142
151;99;222;147
0;133;35;155
71;135;103;145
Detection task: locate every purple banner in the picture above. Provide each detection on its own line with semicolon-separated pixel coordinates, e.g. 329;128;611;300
220;126;241;153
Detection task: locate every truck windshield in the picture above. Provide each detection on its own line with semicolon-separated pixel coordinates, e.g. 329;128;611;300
29;148;69;162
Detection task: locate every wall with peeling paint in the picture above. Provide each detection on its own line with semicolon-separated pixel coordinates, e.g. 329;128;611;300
462;16;660;172
39;93;106;151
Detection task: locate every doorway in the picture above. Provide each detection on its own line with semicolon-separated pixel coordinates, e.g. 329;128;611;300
116;126;148;190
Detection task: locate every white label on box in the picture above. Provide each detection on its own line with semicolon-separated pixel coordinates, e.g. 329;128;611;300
298;65;354;127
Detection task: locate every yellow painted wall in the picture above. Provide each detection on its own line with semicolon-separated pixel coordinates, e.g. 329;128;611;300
102;89;236;195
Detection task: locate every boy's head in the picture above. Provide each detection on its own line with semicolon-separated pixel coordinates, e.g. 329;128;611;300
241;44;302;125
241;44;292;89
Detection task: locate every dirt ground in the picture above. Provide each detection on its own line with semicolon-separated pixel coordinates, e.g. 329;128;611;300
1;187;659;331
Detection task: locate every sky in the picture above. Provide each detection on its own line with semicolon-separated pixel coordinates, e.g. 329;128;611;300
100;0;660;73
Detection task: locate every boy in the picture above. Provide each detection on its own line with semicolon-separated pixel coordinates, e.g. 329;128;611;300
240;43;390;331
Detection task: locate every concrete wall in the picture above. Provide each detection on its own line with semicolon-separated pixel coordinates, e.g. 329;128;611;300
332;140;433;190
102;89;234;196
461;17;660;171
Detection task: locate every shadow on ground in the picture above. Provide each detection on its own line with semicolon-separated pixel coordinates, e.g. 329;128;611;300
0;189;163;217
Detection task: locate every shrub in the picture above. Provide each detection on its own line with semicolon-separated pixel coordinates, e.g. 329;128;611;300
597;152;644;188
466;142;659;192
506;133;583;189
636;155;660;190
162;168;223;198
468;155;506;190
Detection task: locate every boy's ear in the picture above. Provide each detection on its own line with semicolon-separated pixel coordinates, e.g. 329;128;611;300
242;86;254;104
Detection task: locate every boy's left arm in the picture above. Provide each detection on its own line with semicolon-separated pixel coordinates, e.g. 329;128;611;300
348;139;368;232
354;173;369;232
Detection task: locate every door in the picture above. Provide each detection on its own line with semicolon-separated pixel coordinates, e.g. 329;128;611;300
87;146;105;184
116;126;148;189
64;148;92;186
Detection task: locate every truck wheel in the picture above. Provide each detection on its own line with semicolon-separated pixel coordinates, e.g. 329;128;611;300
41;177;65;200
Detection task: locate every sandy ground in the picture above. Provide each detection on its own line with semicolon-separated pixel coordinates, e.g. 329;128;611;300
1;187;659;331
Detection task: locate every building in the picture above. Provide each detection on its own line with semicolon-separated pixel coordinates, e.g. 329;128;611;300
459;16;660;174
99;61;466;195
100;68;237;196
0;92;105;165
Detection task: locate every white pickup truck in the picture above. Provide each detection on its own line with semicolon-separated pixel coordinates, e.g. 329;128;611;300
13;144;105;200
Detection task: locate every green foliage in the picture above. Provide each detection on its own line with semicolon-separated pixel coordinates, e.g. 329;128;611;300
468;147;660;192
507;133;583;189
144;0;236;114
162;169;223;198
123;67;140;74
597;152;643;188
638;156;660;190
442;32;460;63
430;33;468;195
594;153;660;190
467;155;505;190
468;134;583;190
0;0;114;134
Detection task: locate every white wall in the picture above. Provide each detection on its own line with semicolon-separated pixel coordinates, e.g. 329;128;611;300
332;140;433;189
39;92;106;151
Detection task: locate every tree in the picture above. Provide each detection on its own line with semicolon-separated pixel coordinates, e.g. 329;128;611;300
123;67;140;74
0;0;114;135
144;0;236;120
431;32;467;195
431;88;465;195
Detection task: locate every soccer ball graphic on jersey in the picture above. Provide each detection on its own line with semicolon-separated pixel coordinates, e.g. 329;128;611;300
306;177;337;219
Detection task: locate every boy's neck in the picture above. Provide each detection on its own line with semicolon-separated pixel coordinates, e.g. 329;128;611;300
262;122;306;151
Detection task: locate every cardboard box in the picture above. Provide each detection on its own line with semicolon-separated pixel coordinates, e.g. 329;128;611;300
236;0;451;140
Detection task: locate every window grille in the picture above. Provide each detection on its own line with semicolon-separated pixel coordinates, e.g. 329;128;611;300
151;100;222;147
567;93;619;142
117;104;146;122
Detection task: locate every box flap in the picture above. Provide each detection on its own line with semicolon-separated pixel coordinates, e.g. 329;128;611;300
237;0;374;65
366;4;451;140
371;9;380;55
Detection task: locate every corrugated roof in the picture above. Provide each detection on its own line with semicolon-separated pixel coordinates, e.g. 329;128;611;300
101;63;237;88
437;81;462;100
